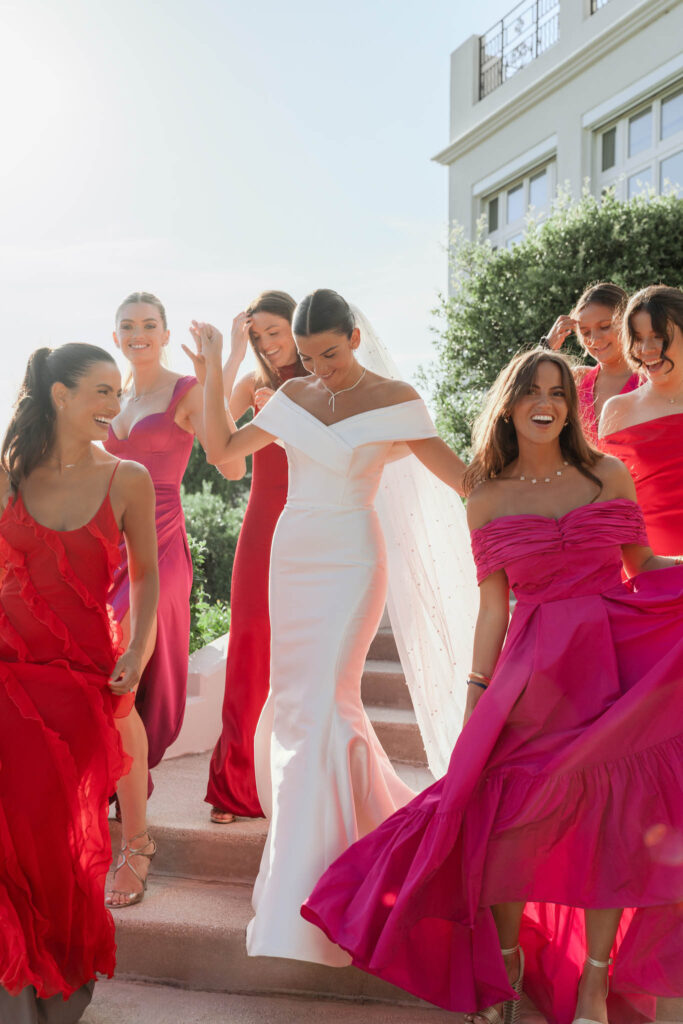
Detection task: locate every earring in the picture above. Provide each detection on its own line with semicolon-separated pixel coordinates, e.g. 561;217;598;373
503;415;510;423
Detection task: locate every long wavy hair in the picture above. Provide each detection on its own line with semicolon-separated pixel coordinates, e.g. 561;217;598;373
1;343;116;490
623;284;683;374
463;349;603;496
246;290;306;390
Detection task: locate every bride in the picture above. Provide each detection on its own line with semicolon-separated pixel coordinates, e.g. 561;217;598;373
192;289;475;965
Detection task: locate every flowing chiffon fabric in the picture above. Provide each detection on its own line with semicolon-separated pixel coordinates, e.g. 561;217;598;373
601;412;683;556
105;376;196;768
0;482;132;999
303;499;683;1024
245;390;439;966
576;366;639;447
206;364;301;817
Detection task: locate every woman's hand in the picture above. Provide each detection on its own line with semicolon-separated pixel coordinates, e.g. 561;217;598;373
545;315;576;350
182;329;207;385
109;647;143;696
254;386;275;412
187;321;225;369
230;312;251;364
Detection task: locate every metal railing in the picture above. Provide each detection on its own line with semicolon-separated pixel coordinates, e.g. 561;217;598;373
591;0;611;11
479;0;560;100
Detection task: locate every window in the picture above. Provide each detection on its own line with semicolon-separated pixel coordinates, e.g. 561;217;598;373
483;162;555;249
595;84;683;200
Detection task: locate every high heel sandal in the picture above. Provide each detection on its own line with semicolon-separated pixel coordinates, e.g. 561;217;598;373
210;806;236;824
572;954;612;1024
467;945;525;1024
105;828;157;909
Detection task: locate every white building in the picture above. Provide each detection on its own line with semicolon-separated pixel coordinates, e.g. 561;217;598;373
434;0;683;251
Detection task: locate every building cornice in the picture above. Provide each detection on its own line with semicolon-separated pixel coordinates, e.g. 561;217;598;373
433;0;677;166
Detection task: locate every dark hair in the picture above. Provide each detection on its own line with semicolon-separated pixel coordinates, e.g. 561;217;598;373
571;281;628;320
1;343;116;489
245;290;305;390
623;284;683;373
292;289;355;339
463;349;602;496
115;291;167;329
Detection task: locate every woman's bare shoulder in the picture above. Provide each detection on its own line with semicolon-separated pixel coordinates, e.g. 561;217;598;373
465;480;501;530
599;389;640;437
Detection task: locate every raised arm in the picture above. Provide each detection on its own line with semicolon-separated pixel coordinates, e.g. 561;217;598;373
109;463;160;696
193;321;276;466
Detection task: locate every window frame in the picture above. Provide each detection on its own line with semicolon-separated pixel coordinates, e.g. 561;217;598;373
482;161;556;249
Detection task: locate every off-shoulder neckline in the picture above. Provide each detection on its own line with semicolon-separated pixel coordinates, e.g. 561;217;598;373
276;390;425;429
472;497;639;535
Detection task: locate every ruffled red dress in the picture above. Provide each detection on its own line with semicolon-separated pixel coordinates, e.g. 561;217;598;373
601;412;683;556
0;476;132;999
303;499;683;1024
206;364;301;817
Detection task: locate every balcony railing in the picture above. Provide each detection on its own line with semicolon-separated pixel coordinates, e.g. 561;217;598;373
591;0;611;11
479;0;560;100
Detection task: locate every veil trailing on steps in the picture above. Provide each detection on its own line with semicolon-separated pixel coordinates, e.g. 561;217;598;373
352;306;478;778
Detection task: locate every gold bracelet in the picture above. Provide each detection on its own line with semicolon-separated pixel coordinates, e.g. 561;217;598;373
468;670;492;685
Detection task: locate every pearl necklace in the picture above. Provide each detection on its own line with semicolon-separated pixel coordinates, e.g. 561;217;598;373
519;461;569;484
320;367;367;412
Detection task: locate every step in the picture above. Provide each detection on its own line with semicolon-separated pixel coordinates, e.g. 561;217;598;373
361;659;412;709
113;752;434;884
366;705;427;766
367;627;399;662
111;874;427;1005
83;979;460;1024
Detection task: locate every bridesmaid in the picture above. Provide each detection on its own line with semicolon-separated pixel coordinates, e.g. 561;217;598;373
195;290;468;966
104;290;238;908
600;285;683;553
303;348;683;1024
205;290;306;824
542;282;638;444
0;344;158;1023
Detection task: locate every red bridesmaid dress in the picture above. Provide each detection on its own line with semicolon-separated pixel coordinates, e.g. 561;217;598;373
206;364;300;818
601;411;683;555
0;467;132;999
576;365;639;447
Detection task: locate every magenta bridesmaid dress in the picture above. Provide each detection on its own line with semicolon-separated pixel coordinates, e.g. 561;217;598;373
105;376;196;770
303;499;683;1024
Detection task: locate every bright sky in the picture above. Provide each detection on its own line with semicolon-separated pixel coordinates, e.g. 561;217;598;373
0;0;513;429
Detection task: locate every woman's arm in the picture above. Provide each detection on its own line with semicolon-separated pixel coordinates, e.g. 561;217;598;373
463;570;510;725
407;437;468;496
544;314;577;351
174;381;248;481
195;322;275;466
109;464;160;696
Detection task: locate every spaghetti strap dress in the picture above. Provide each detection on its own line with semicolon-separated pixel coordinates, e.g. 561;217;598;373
206;363;301;818
105;375;196;769
576;365;639;447
0;465;132;1002
303;499;683;1024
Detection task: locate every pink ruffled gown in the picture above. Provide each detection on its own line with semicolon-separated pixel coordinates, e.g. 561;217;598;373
105;376;196;769
303;499;683;1024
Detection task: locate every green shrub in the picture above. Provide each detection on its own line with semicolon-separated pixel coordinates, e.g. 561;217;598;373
427;188;683;455
183;482;247;605
186;531;232;653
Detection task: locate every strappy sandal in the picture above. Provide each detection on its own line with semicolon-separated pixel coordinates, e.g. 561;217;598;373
572;954;613;1024
467;945;525;1024
210;806;236;824
105;828;157;909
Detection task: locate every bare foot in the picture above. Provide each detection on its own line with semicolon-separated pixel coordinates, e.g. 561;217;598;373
574;960;610;1024
105;832;156;909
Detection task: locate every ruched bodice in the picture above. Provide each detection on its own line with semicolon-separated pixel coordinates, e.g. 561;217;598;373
471;499;648;603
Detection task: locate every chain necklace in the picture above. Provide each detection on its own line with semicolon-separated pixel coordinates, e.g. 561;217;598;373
519;461;569;484
130;380;172;403
320;367;367;413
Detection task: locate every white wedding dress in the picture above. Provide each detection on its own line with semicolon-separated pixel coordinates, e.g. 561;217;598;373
246;388;439;966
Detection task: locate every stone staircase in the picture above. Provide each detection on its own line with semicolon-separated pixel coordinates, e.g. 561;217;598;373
83;628;683;1024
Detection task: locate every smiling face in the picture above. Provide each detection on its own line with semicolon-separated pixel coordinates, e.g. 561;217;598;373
295;328;361;387
575;302;623;367
510;359;569;447
249;312;297;369
52;361;122;442
113;302;170;366
630;309;683;384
